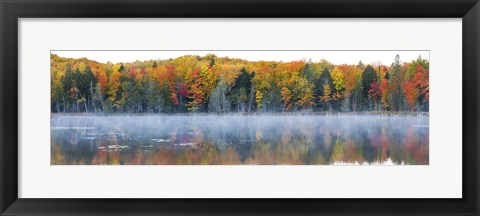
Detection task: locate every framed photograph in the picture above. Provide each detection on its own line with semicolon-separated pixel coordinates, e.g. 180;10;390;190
1;0;479;215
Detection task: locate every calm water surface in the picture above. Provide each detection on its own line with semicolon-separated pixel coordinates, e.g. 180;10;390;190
51;114;429;165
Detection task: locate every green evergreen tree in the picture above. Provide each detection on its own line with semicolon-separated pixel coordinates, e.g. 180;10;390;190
389;54;404;111
230;67;252;112
303;59;315;83
361;65;376;98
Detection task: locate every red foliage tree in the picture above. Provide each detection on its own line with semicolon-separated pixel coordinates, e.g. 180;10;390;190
414;65;429;102
403;78;419;111
368;78;381;104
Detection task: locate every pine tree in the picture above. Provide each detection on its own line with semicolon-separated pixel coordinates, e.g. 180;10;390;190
389;54;404;111
303;59;315;83
209;56;215;67
361;65;376;98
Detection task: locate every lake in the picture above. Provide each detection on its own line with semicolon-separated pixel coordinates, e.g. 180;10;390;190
51;114;429;165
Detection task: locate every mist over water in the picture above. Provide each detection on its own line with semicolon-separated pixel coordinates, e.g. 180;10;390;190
51;114;429;165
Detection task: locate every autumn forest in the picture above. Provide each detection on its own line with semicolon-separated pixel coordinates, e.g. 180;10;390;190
50;53;429;114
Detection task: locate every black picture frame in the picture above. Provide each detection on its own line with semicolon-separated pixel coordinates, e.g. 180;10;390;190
1;0;479;215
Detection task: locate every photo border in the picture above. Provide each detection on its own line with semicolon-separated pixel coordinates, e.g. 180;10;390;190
1;0;479;215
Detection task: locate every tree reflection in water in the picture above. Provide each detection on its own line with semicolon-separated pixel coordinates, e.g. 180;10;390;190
51;115;429;165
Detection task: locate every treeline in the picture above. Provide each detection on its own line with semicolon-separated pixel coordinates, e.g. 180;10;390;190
50;54;429;114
